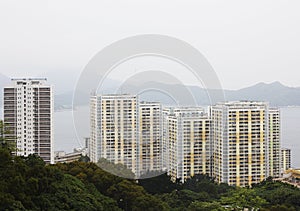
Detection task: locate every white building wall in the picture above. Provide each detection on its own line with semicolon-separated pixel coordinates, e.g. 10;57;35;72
90;94;139;176
3;78;53;164
164;107;210;183
139;102;162;176
269;108;281;178
211;101;269;187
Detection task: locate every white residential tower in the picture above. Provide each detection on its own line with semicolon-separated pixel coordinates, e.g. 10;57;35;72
3;78;54;164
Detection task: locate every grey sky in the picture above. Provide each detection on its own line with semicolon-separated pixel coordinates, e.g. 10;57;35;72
1;0;300;93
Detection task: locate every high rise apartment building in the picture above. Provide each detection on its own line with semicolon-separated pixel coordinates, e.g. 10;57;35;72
90;94;163;177
281;148;291;172
139;102;162;176
210;101;269;187
164;107;210;183
90;95;286;186
268;108;281;178
3;78;53;164
90;94;139;175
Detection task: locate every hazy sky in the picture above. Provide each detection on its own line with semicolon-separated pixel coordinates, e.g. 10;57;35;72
1;0;300;93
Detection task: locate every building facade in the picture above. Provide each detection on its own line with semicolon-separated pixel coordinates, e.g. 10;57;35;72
89;96;287;185
3;78;53;164
139;102;162;176
268;108;281;178
164;107;210;183
210;101;269;187
162;108;171;171
90;94;139;176
90;94;165;178
54;150;82;163
281;148;291;172
89;95;100;163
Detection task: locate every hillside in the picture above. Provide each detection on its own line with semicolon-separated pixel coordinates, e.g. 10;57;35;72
58;81;300;108
1;146;300;210
225;81;300;106
1;79;300;109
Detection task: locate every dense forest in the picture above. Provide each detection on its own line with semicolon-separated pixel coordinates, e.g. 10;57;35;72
1;144;300;211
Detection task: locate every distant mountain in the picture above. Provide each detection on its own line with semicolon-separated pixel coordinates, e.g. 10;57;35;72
225;81;300;106
1;79;299;109
134;81;300;107
53;81;300;109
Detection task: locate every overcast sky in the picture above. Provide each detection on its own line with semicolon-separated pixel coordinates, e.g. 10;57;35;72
1;0;300;93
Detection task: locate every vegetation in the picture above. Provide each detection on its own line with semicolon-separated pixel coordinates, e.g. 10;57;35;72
0;144;168;210
1;144;300;210
97;158;135;179
0;148;119;210
139;174;300;211
0;120;15;152
0;119;300;211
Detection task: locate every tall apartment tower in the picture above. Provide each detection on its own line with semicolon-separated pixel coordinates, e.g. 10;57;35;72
139;102;162;176
162;108;172;171
3;78;53;164
210;101;269;187
268;108;281;178
164;107;210;183
90;94;139;175
281;148;291;172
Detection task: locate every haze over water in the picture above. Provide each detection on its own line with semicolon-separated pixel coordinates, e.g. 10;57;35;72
280;107;300;168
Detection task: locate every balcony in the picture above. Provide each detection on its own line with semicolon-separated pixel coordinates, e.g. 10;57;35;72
39;109;51;113
4;97;16;101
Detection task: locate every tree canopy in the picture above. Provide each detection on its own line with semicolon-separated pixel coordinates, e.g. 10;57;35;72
1;125;300;211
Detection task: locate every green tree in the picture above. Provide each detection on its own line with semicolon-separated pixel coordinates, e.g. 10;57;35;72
221;188;268;210
97;158;135;179
254;179;300;209
79;155;90;162
0;120;16;152
188;201;226;211
138;172;178;194
0;147;120;210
